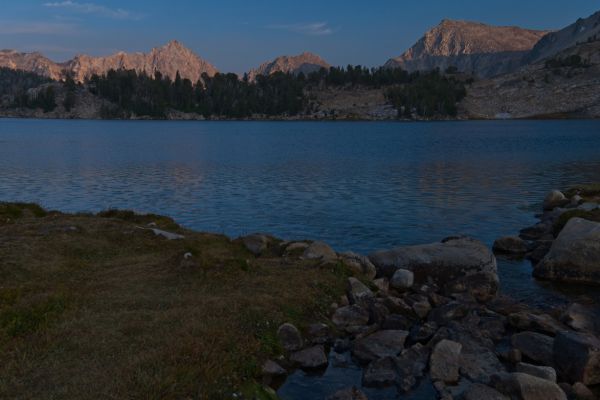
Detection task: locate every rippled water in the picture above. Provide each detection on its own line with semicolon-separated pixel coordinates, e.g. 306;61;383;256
2;118;600;398
1;119;600;302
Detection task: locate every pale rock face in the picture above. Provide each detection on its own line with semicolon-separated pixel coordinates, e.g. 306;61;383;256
0;41;218;83
384;19;549;77
247;52;330;81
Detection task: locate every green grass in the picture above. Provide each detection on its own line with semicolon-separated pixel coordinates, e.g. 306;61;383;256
0;202;47;220
565;183;600;201
0;203;348;399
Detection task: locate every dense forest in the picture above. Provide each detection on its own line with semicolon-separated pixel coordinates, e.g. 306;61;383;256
1;65;468;119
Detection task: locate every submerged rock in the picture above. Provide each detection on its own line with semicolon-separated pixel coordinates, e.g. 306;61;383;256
369;236;498;302
493;236;528;255
534;218;600;284
326;387;368;400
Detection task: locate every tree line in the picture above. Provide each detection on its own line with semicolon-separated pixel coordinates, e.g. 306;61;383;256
1;65;468;118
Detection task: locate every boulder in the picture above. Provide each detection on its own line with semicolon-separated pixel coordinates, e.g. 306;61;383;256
517;362;557;382
508;311;565;335
390;269;414;290
303;241;337;262
544;190;568;211
572;382;596;400
372;278;389;293
512;331;555;366
362;357;397;387
395;343;430;392
520;222;552;241
493;372;567;400
428;301;468;326
347;277;374;305
290;345;328;369
527;240;554;265
430;339;462;383
327;387;368;400
340;251;377;280
307;323;330;344
463;383;509;400
553;330;600;385
277;323;303;352
332;305;370;328
409;321;438;343
262;360;287;376
493;236;529;255
352;330;408;364
534;218;600;284
369;237;498;302
382;314;413;331
284;241;309;255
241;233;271;256
562;303;599;334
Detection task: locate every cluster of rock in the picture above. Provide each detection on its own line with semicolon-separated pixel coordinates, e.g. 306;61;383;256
493;189;600;285
242;232;599;399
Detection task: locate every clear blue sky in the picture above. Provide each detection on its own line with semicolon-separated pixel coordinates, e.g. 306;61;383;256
1;1;598;73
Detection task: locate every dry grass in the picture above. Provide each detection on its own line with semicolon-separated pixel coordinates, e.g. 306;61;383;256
0;204;349;399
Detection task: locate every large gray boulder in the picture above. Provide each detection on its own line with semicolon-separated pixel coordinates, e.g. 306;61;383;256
351;330;408;364
534;218;600;284
493;372;567;400
553;330;600;386
369;237;498;302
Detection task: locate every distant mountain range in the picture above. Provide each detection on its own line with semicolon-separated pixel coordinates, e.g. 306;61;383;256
1;12;599;82
0;40;218;83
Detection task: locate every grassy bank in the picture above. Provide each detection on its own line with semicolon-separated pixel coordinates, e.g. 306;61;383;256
0;203;350;399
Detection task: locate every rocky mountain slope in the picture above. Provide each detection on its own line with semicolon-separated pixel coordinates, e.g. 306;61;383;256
385;20;549;78
0;41;218;83
248;52;330;81
460;40;600;119
525;11;600;64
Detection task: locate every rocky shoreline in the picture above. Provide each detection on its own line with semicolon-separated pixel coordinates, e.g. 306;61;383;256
252;187;600;400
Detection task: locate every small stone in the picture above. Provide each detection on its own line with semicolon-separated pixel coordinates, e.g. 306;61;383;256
290;345;328;369
516;362;557;382
390;269;414;290
430;339;462;383
262;360;286;376
412;300;432;319
241;233;270;256
277;323;303;352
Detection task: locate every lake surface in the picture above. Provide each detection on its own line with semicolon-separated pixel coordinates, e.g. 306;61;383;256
2;118;600;398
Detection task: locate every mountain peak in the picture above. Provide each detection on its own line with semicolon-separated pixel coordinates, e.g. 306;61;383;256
385;20;550;77
248;52;330;80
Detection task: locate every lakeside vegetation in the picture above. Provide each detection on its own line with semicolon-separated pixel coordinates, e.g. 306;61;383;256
0;65;468;119
0;202;356;399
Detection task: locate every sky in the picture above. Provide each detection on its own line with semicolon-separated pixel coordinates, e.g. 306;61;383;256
1;1;598;74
